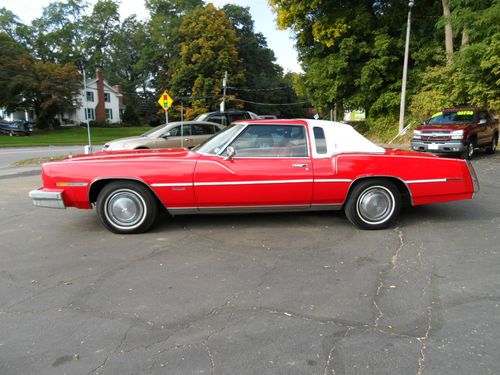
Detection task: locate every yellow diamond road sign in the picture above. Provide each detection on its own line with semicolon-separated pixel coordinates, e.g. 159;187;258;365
158;91;174;110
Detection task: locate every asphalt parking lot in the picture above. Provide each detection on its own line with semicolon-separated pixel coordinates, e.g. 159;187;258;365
1;152;499;375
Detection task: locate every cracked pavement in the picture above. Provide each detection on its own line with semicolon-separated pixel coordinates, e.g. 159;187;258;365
0;152;499;375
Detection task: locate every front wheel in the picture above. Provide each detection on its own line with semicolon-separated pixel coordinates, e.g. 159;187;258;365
96;181;158;234
461;140;475;160
344;179;401;230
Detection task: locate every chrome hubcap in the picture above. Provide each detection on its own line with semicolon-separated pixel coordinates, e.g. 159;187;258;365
105;190;145;229
357;187;394;224
468;143;474;157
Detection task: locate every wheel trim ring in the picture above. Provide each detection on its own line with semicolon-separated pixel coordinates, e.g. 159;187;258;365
104;189;147;230
356;186;396;225
468;143;474;157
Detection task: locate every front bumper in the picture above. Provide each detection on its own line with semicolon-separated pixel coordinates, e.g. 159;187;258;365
29;188;66;209
411;140;465;153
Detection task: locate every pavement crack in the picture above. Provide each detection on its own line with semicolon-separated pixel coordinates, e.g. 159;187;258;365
416;276;433;375
323;327;352;375
391;227;405;269
202;341;216;375
373;227;405;328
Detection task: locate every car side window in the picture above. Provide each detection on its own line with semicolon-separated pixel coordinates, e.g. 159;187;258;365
479;111;488;123
228;113;249;123
207;115;226;126
192;124;216;135
229;125;308;157
168;124;191;136
313;127;327;154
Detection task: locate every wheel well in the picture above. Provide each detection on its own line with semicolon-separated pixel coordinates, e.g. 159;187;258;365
345;177;412;207
88;178;166;211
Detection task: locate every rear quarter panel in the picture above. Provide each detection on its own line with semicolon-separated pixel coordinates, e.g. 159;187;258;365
334;152;475;205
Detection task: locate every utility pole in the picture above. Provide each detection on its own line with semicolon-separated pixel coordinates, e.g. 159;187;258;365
222;71;228;112
82;69;92;154
399;0;415;133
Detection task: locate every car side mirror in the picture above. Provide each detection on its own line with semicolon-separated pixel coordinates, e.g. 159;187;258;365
224;146;236;160
478;119;487;125
162;131;171;138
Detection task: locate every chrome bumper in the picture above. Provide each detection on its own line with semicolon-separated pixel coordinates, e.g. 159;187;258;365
411;140;465;153
465;161;480;194
29;189;66;209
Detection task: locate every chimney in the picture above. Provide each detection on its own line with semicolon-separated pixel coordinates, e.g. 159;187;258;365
95;68;106;122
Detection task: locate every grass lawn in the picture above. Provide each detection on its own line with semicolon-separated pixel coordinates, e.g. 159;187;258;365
0;126;152;147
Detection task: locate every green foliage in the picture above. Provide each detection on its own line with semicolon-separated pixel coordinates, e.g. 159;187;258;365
121;104;142;126
0;33;81;129
170;3;244;119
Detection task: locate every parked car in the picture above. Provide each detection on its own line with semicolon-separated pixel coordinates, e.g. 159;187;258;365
102;121;224;151
0;120;34;136
29;119;479;234
194;110;259;126
411;107;498;159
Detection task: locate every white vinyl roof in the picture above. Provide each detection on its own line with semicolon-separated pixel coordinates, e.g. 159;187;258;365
306;120;385;157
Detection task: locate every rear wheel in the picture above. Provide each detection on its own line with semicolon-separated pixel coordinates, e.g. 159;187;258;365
485;134;498;154
96;181;158;234
344;179;401;230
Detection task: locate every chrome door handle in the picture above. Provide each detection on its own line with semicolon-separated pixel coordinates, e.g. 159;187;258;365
292;163;308;168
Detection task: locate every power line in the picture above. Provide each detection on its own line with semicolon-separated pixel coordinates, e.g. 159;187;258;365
228;85;294;92
233;98;309;106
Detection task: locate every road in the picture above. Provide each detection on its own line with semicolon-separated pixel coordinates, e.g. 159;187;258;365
0;145;99;169
0;152;498;375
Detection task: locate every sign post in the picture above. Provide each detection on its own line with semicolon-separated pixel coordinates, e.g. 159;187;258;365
157;91;174;124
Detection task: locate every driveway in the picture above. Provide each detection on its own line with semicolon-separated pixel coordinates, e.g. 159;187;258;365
0;152;498;374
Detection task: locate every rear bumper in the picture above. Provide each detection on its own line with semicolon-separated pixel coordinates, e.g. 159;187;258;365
29;188;66;209
411;140;465;153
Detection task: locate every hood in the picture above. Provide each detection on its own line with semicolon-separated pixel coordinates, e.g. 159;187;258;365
416;123;472;131
56;148;195;164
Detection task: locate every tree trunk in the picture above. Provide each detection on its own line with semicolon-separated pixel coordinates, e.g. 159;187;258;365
461;29;469;46
442;0;454;65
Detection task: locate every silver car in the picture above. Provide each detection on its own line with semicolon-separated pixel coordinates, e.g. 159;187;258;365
102;121;224;151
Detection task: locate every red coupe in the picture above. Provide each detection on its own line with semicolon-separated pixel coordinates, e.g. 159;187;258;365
29;119;479;233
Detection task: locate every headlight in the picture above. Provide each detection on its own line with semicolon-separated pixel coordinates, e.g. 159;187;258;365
413;130;421;140
451;130;464;140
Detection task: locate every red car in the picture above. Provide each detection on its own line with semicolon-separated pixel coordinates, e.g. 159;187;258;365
29;119;479;234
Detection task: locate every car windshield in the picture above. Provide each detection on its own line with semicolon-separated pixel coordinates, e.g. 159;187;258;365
141;124;170;138
428;111;474;124
192;124;245;155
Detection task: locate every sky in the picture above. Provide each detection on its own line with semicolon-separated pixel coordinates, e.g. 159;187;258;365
2;0;302;73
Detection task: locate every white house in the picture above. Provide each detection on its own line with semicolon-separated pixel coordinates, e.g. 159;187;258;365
1;69;124;125
68;68;123;124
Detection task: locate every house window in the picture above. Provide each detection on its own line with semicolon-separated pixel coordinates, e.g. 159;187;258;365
105;109;113;120
86;108;95;120
86;91;94;102
104;92;111;103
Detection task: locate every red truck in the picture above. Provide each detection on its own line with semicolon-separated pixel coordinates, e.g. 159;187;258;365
411;107;498;159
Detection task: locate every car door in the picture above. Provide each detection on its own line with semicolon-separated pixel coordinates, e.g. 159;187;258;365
158;124;191;148
476;110;490;146
193;124;313;209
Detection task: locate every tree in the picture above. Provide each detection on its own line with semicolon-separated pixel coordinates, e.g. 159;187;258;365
170;3;244;119
30;0;87;67
222;4;306;117
81;0;120;75
0;33;81;129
